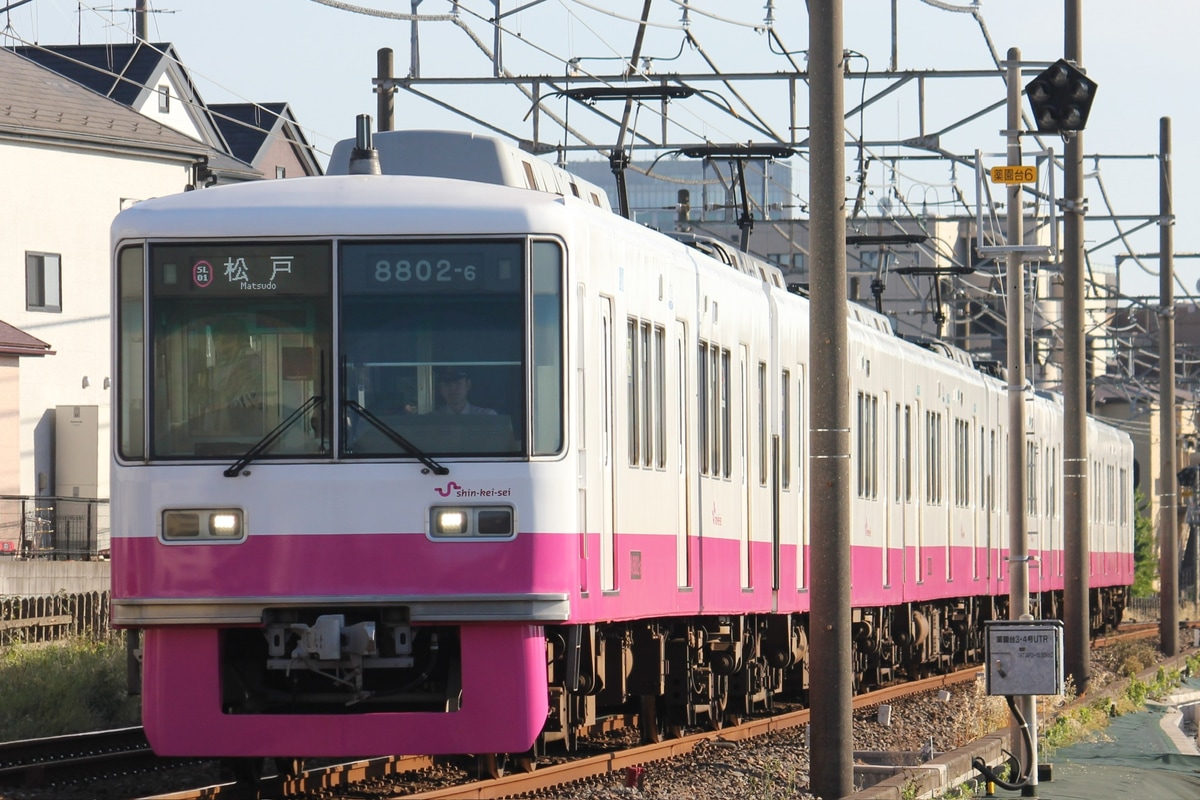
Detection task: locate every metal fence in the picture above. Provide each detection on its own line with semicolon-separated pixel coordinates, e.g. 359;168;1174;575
0;591;111;646
0;496;110;560
1125;594;1200;625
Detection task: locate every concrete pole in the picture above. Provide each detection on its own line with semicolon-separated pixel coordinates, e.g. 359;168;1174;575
377;49;395;133
1062;0;1091;694
1159;117;1178;656
135;0;147;42
1005;48;1037;795
807;3;853;800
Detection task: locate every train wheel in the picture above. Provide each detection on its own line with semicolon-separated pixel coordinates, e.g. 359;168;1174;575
639;694;665;743
708;694;728;730
273;757;305;778
478;753;506;779
512;747;538;773
221;757;264;800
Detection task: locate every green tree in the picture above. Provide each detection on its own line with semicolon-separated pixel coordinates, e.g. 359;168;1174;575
1133;489;1157;597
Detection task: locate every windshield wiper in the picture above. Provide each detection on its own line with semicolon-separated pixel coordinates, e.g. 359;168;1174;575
344;399;449;475
224;395;324;478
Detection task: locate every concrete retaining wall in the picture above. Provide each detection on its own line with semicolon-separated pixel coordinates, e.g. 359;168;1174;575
0;560;110;596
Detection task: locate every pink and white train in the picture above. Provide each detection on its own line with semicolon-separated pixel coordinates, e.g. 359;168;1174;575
109;129;1133;761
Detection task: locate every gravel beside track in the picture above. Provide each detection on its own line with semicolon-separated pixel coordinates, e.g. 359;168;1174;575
1;639;1187;800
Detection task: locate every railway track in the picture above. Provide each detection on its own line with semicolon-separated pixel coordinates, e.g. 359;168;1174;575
125;667;983;800
0;726;161;786
0;622;1182;799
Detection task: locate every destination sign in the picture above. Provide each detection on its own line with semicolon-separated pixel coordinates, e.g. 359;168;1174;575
340;241;523;296
151;242;331;297
989;165;1038;184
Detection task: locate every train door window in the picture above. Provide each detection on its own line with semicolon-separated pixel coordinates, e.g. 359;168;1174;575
1107;464;1116;522
655;326;666;469
758;362;767;486
1119;467;1129;523
641;322;652;466
1026;442;1038;516
721;347;732;478
781;369;791;489
1048;446;1057;519
894;404;902;502
628;319;639;466
796;365;808;589
339;239;527;457
904;405;913;502
711;345;721;476
698;343;709;475
148;241;333;459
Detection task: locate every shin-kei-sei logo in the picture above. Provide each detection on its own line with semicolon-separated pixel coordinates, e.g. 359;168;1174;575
433;481;514;499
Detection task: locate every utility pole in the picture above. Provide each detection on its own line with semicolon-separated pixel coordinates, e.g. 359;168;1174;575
807;2;852;799
1062;0;1091;694
377;48;395;132
1005;47;1038;796
1159;116;1178;656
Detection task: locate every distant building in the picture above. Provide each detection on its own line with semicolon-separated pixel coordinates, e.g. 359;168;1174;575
0;41;318;503
12;42;321;181
0;321;53;498
210;102;321;179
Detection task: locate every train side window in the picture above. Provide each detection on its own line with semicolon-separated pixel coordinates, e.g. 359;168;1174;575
117;245;145;460
530;241;563;455
925;411;942;505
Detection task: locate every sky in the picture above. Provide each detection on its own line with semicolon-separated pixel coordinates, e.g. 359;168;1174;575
3;0;1197;303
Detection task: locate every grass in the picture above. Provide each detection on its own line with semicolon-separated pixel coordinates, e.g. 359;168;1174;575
0;634;140;740
1038;644;1200;757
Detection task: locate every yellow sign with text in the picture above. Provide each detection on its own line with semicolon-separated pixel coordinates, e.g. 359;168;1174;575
990;165;1038;184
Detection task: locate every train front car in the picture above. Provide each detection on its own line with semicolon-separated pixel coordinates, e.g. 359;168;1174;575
110;170;577;758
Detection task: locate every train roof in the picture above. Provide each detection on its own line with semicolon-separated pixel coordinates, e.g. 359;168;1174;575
110;172;594;241
328;129;612;213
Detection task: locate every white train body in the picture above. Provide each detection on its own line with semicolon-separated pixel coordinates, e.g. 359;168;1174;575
110;130;1133;759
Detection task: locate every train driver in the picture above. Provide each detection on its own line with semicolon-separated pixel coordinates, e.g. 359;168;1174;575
434;369;497;415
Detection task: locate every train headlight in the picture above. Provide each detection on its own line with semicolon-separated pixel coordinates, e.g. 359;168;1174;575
433;509;467;535
162;509;245;542
209;511;243;538
428;506;515;539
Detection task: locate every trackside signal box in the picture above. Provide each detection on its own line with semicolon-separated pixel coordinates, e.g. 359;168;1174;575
983;619;1064;696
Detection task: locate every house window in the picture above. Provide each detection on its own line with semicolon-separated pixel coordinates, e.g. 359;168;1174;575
158;84;170;113
276;166;287;179
26;252;62;312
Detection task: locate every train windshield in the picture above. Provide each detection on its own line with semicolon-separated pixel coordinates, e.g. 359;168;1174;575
339;239;558;457
146;242;334;459
134;237;562;463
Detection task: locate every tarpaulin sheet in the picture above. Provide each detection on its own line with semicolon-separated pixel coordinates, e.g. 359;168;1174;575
992;676;1200;799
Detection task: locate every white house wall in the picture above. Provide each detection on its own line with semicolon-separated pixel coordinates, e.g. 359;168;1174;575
0;139;191;497
137;67;206;143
